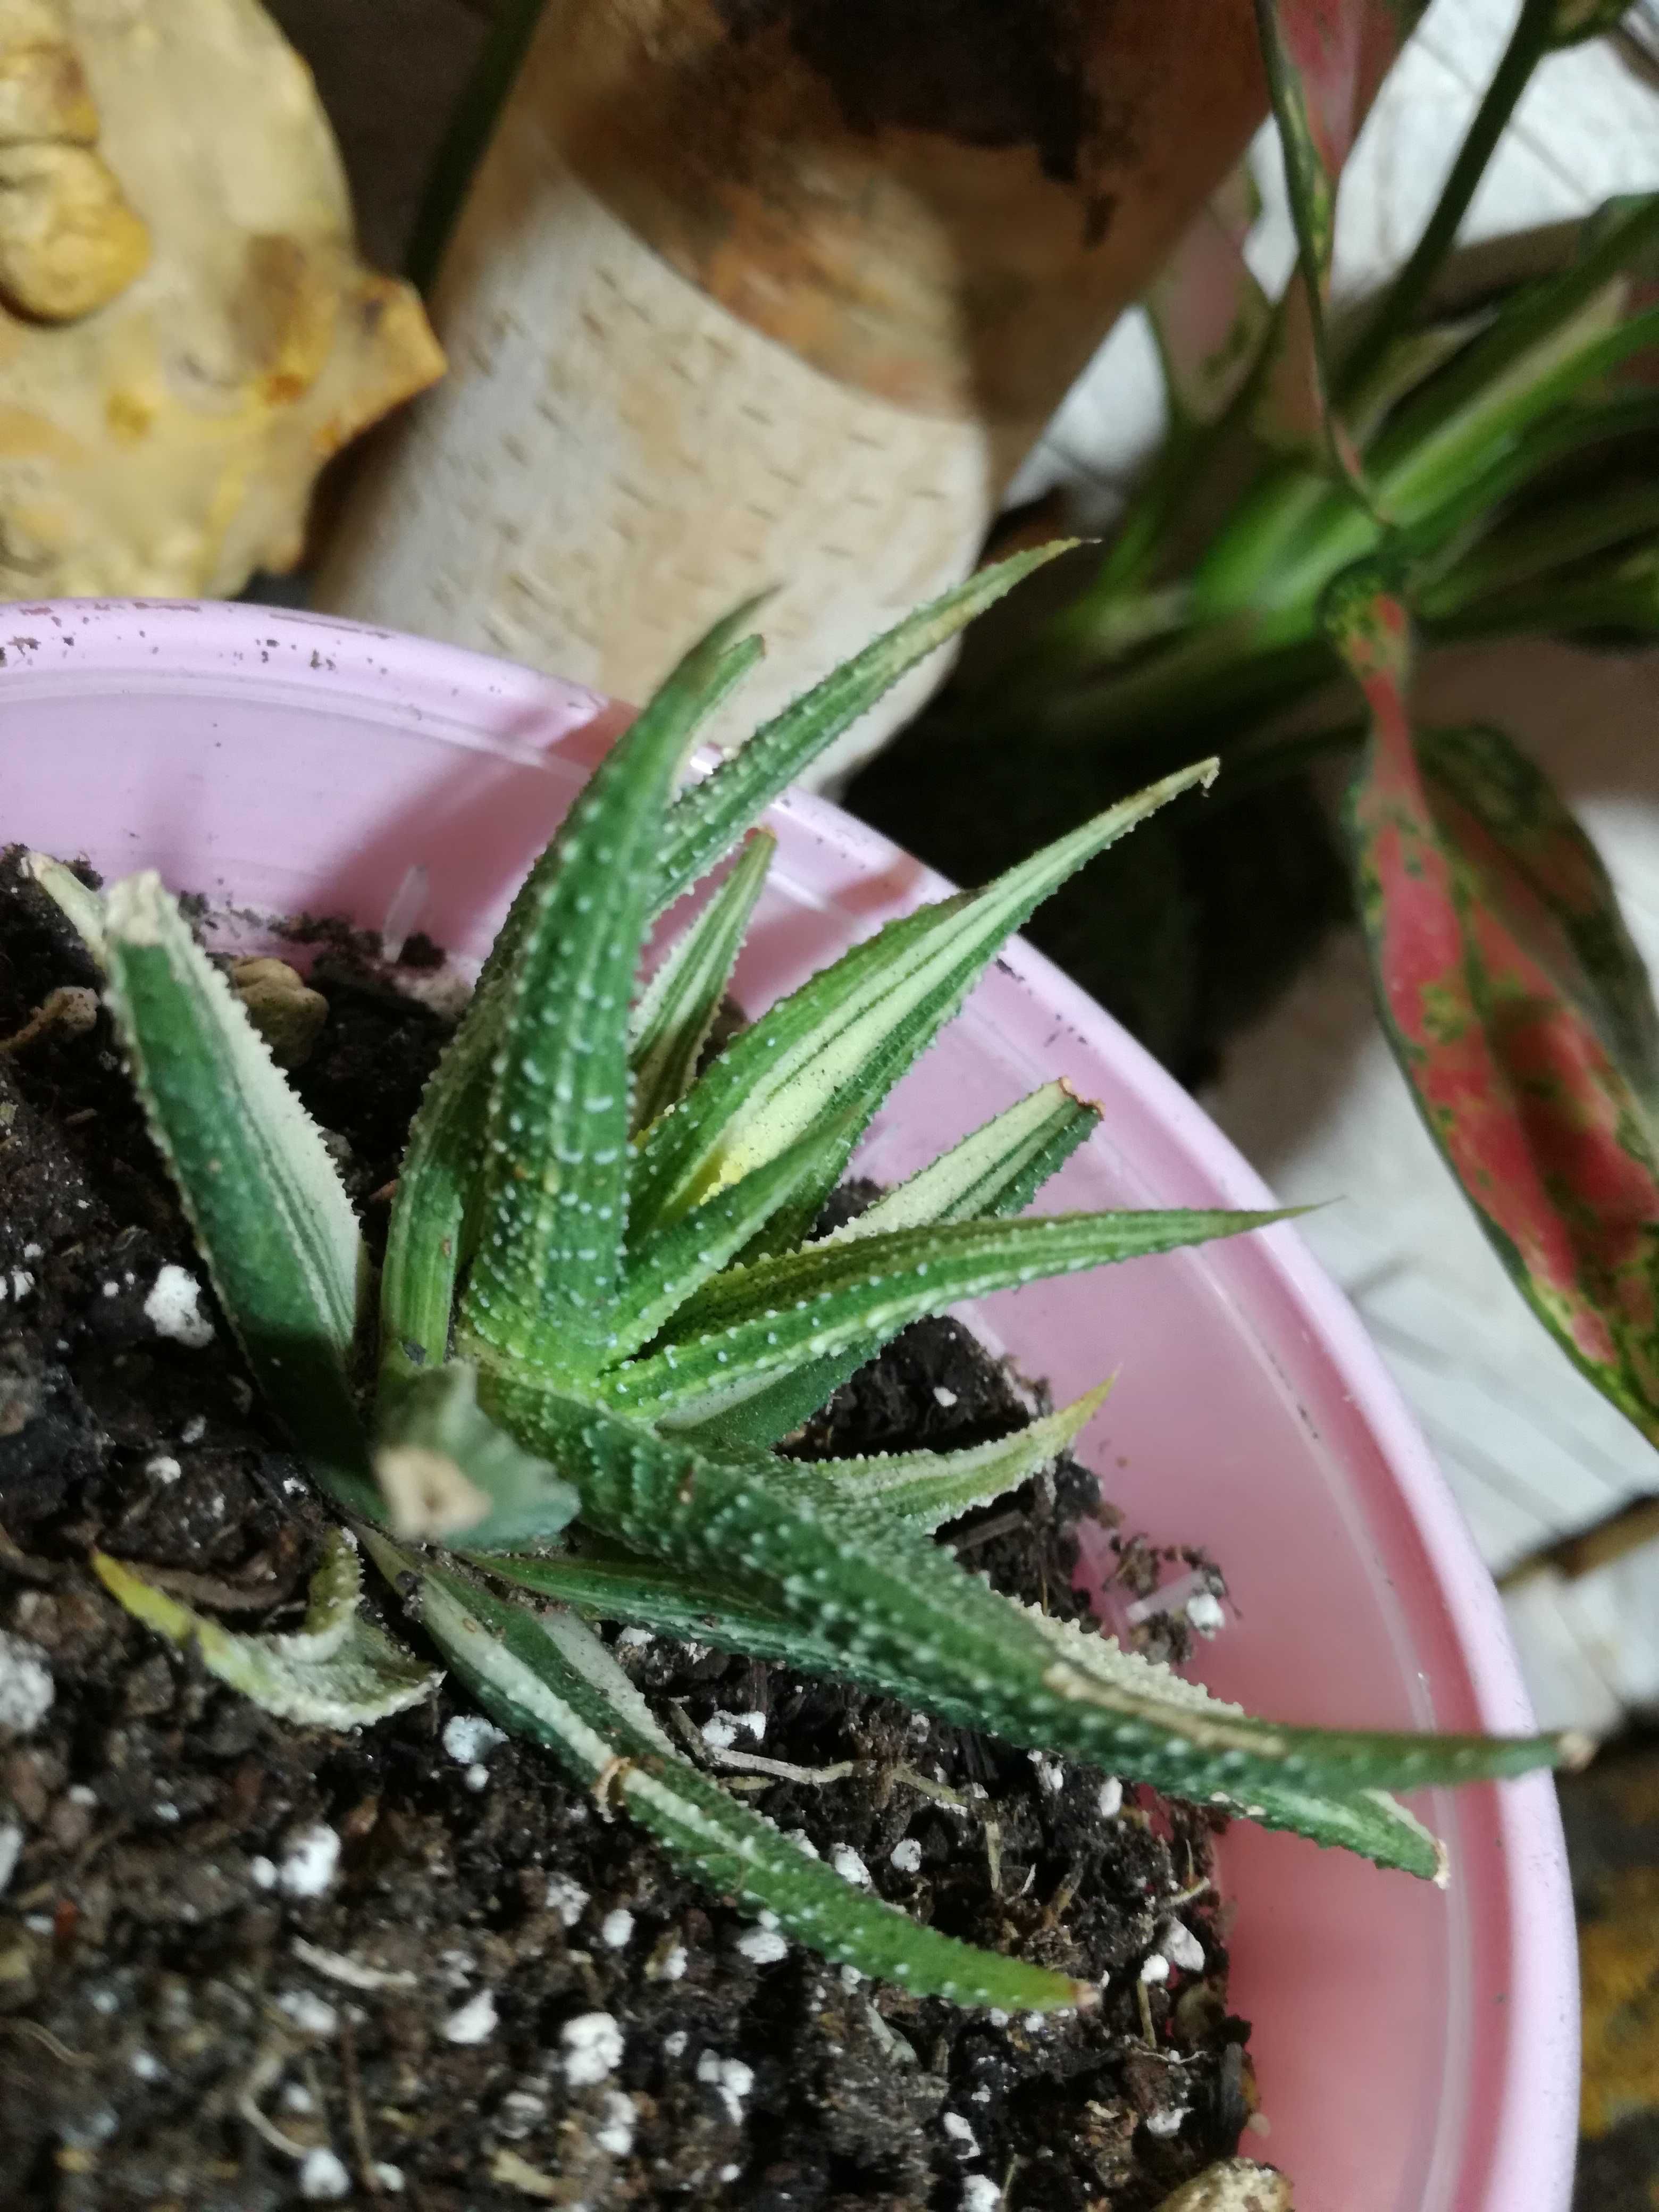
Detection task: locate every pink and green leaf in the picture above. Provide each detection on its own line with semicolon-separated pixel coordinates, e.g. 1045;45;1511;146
1333;568;1659;1444
1146;162;1273;429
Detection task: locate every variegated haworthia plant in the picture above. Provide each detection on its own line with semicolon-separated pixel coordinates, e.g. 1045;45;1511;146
40;552;1577;2013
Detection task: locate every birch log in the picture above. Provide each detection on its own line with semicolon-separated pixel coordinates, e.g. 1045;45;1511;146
317;0;1266;780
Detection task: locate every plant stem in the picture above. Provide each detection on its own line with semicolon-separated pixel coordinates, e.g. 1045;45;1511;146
404;0;548;295
1341;0;1557;399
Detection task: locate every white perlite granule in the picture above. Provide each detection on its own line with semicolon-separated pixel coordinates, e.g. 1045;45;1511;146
143;1264;214;1347
442;1988;498;2045
275;1990;338;2038
442;1715;507;1765
735;1925;788;1965
594;2090;636;2157
1097;1778;1123;1819
889;1838;923;1874
0;1823;22;1893
145;1454;182;1485
1139;1953;1170;1985
962;2180;1003;2211
1144;2106;1188;2138
562;2012;624;2087
830;1844;872;1888
600;1908;634;1949
941;2113;979;2155
1163;1920;1205;1974
0;1631;53;1736
544;1873;589;1927
697;2051;754;2125
1185;1590;1226;1635
278;1823;340;1899
297;2147;351;2200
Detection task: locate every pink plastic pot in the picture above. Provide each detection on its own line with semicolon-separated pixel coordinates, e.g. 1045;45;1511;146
1;599;1576;2212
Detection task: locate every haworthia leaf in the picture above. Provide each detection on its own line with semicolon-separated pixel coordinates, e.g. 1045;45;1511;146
101;873;372;1499
93;1534;440;1729
631;831;774;1135
652;545;1077;914
801;1382;1112;1531
631;763;1219;1244
604;1207;1283;1433
475;1385;1574;1836
705;1085;1106;1449
24;851;107;962
477;1535;1445;1877
463;613;763;1379
1334;571;1659;1449
395;1546;1091;2010
827;1083;1102;1243
605;1118;859;1368
374;1362;579;1549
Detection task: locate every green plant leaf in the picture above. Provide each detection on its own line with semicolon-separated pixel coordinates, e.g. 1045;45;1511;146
100;873;373;1504
607;1118;859;1368
630;763;1218;1247
462;614;764;1381
23;851;107;962
652;544;1078;914
698;1084;1105;1448
374;1362;579;1549
631;830;774;1135
391;1544;1092;2010
475;1385;1576;1835
601;1207;1284;1435
478;1538;1445;1878
802;1381;1112;1529
1334;566;1659;1448
382;608;766;1395
93;1532;440;1728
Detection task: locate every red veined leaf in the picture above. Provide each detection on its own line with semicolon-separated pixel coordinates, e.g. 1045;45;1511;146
1331;568;1659;1443
1146;162;1273;428
1251;0;1428;486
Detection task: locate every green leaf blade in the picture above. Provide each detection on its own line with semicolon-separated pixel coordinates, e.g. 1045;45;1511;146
605;1206;1285;1433
101;873;370;1487
653;546;1078;911
374;1363;579;1550
631;830;774;1135
405;1553;1091;2011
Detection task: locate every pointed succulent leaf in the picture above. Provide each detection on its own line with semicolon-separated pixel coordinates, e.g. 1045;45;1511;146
631;831;774;1134
1334;570;1659;1447
630;763;1218;1243
93;1534;440;1728
602;1207;1285;1435
24;851;107;962
100;873;372;1498
463;615;764;1379
479;1384;1574;1836
705;1084;1107;1449
477;1537;1445;1876
396;1546;1091;2010
605;1117;860;1368
804;1382;1112;1531
652;545;1077;913
374;1362;579;1549
832;1083;1102;1242
384;609;767;1393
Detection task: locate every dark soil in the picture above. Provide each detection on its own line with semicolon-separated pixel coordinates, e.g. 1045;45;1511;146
0;851;1257;2211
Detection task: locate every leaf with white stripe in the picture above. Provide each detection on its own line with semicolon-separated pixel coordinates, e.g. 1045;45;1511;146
393;1545;1092;2010
102;873;371;1490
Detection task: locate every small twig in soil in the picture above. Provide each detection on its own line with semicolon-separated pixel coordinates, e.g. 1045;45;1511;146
490;2147;563;2199
0;1522;65;1586
1136;1979;1157;2045
983;1815;1003;1896
340;2016;383;2197
883;1763;967;1810
0;985;97;1056
125;1548;308;1616
950;1511;1028;1554
1165;1876;1213;1908
666;1702;858;1787
292;1938;417;1993
0;2017;92;2068
237;2049;312;2163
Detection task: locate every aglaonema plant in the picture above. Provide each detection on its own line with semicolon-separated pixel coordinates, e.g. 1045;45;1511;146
39;555;1576;2014
857;1;1659;1469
